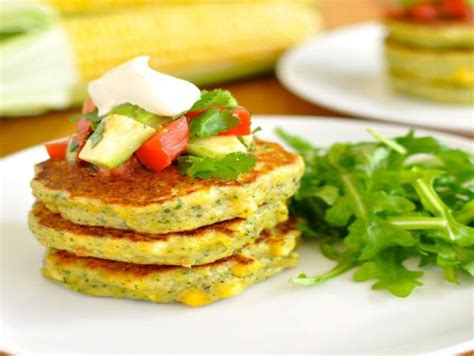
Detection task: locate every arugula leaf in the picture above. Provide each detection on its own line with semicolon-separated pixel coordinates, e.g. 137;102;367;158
278;128;474;297
190;89;238;111
353;249;424;298
178;152;256;180
188;108;239;138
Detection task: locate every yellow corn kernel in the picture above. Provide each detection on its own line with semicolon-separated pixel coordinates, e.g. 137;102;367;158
231;258;261;277
215;281;245;298
180;289;211;307
269;236;297;257
453;67;474;86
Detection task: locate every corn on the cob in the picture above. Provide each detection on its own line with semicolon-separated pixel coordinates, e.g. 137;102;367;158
1;1;320;116
40;0;317;13
62;3;320;83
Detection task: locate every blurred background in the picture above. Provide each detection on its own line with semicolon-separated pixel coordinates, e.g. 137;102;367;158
0;0;378;156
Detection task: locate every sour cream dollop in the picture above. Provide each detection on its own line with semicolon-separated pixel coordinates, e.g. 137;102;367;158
88;56;201;117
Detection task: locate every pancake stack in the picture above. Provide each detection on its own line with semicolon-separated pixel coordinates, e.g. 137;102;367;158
29;140;304;306
383;18;474;104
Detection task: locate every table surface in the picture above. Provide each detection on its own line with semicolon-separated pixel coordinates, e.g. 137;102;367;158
0;0;380;157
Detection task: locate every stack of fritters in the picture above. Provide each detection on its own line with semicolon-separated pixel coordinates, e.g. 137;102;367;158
384;19;474;104
29;140;304;306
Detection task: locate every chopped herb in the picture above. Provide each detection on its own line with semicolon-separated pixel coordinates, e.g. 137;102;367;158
189;108;239;138
190;89;238;111
70;110;102;130
178;152;256;180
69;138;79;152
89;120;106;148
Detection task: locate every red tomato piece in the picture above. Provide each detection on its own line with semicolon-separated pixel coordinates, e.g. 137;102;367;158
72;128;92;163
440;0;469;18
186;106;251;136
409;2;439;21
98;155;141;178
76;99;96;132
219;107;251;136
82;98;96;114
45;139;69;160
384;7;407;20
185;109;204;121
76;117;91;132
136;117;189;172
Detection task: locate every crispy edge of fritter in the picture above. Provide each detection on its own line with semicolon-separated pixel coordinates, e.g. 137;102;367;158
31;140;304;234
29;200;289;266
42;220;300;307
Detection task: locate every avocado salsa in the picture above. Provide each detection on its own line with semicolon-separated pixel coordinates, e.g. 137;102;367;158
45;89;257;181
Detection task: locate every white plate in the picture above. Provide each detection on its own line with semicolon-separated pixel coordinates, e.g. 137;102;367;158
277;23;474;133
1;116;473;354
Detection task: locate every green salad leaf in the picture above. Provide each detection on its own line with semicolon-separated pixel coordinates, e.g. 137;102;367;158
189;108;239;138
278;128;474;297
178;152;256;181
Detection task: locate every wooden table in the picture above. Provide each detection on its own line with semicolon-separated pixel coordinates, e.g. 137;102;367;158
0;0;379;157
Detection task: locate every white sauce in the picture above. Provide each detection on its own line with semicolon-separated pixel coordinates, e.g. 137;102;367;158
88;56;201;117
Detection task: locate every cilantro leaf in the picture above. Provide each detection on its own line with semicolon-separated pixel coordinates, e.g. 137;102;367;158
89;120;106;148
190;89;238;111
178;153;256;180
188;108;239;138
70;110;102;130
68;138;79;152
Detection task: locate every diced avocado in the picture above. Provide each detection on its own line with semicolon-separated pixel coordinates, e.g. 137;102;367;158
238;135;255;150
79;114;156;168
65;137;78;163
188;136;247;159
108;103;170;128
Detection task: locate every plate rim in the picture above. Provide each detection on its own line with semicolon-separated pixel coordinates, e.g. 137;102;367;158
276;22;474;132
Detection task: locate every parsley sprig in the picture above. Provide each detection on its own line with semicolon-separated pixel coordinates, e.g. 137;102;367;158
278;128;474;297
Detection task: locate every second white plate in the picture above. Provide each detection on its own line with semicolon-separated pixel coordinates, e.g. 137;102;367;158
277;22;474;133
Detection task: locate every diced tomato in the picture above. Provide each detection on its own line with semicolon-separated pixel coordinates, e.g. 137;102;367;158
440;0;469;18
76;99;96;132
136;117;189;172
76;117;91;132
219;107;251;136
72;128;92;163
186;106;251;136
82;98;96;114
185;109;204;121
98;155;141;178
45;139;69;160
384;7;406;20
409;2;439;21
